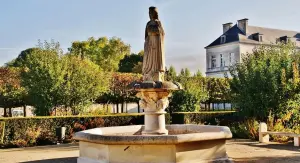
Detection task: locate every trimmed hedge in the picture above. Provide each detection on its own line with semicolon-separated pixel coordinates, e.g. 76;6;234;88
0;112;236;148
171;111;238;125
0;121;4;144
0;114;152;148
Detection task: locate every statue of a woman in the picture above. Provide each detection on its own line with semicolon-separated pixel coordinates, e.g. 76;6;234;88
143;6;165;82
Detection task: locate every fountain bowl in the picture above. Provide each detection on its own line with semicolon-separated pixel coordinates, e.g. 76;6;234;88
74;124;232;163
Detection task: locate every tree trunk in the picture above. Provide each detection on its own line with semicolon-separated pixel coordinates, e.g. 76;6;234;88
23;105;27;117
223;103;226;111
208;103;211;111
3;108;7;117
116;103;119;113
106;104;109;113
137;102;140;113
125;102;128;113
205;103;207;111
121;102;124;113
212;103;214;111
231;103;233;111
9;108;12;117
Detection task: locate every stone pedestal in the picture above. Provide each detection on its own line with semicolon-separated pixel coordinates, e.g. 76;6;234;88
137;89;170;135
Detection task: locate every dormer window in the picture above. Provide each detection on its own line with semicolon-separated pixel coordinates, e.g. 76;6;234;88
253;33;263;42
279;36;290;43
220;36;226;44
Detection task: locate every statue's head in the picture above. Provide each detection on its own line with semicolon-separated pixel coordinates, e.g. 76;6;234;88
149;6;158;20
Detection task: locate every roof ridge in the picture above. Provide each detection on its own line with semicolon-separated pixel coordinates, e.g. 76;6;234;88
248;25;299;33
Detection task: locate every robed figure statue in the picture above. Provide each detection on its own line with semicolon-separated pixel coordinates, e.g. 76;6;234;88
142;6;165;82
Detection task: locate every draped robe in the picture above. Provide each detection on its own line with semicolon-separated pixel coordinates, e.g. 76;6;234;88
142;19;165;81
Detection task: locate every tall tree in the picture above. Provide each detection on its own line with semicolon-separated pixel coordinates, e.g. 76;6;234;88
167;65;177;81
21;41;64;116
69;37;130;72
7;48;39;67
229;43;300;120
118;51;143;73
194;69;202;77
60;55;110;114
184;68;191;77
132;62;143;74
0;67;27;117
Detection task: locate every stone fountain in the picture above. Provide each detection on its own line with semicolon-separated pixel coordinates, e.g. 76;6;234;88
74;6;232;163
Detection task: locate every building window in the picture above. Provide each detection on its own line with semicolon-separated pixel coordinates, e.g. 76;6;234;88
229;53;234;65
220;54;224;67
220;36;226;44
211;55;216;68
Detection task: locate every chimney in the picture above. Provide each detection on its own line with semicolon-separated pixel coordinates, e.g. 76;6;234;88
238;18;248;34
223;22;233;33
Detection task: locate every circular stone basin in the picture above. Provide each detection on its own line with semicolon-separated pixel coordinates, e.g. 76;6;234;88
74;124;232;163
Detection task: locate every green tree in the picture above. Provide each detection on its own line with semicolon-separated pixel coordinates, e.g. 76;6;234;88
179;68;185;77
0;67;27;117
132;62;143;74
184;68;191;77
118;51;143;73
166;65;177;81
185;76;209;105
60;55;110;114
168;90;197;113
69;37;130;72
229;42;300;120
194;69;202;77
7;48;39;67
21;41;64;116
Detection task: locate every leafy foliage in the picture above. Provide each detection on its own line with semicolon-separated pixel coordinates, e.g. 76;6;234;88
69;37;130;72
21;41;65;116
168;90;197;112
118;51;143;73
20;41;110;116
59;55;110;114
229;43;300;121
0;114;146;147
166;65;177;81
0;67;27;114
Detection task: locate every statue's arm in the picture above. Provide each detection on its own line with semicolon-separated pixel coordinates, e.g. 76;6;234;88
145;22;149;40
157;21;165;36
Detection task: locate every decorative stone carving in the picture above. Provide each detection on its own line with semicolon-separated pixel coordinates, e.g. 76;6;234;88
137;90;170;112
136;89;170;135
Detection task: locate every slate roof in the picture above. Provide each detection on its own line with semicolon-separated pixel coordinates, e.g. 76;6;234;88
206;24;300;48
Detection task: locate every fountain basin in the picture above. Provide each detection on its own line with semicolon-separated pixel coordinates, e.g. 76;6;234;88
74;124;232;163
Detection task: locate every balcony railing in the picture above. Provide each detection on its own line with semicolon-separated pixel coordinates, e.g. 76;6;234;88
207;66;229;72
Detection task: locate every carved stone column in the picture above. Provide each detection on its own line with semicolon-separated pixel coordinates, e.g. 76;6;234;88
137;89;170;135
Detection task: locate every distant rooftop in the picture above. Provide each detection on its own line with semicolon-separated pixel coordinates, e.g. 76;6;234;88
206;19;300;48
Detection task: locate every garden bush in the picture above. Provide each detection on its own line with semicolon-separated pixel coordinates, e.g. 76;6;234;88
0;114;150;148
171;111;237;125
0;111;243;148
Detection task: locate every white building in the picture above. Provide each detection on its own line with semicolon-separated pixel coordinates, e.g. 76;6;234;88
205;18;300;78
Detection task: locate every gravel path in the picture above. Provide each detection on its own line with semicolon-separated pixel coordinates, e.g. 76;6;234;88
0;139;299;163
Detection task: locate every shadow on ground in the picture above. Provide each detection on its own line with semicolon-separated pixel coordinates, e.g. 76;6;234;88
20;157;77;163
239;141;300;152
227;139;300;152
234;156;300;163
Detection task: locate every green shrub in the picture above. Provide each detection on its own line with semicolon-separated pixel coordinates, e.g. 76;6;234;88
0;121;4;144
168;90;198;112
171;111;237;125
0;114;165;148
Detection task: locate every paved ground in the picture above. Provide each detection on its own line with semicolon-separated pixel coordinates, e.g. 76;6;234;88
0;139;299;163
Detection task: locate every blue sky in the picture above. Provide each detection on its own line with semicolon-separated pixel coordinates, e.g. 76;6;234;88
1;0;300;73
